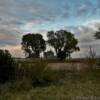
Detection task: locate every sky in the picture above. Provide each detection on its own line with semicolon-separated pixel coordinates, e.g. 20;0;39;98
0;0;100;58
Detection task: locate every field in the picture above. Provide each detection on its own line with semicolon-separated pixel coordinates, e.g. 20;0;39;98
0;59;100;100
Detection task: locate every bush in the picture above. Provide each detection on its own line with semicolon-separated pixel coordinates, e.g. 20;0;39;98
30;61;57;86
85;46;97;70
19;60;66;87
0;49;16;83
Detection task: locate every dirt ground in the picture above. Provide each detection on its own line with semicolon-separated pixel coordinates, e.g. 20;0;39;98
48;63;88;71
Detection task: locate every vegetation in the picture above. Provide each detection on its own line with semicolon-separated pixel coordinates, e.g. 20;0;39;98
85;46;97;69
0;48;100;99
0;49;16;83
0;28;100;99
0;68;100;100
94;28;100;39
47;30;80;60
21;30;80;60
17;61;65;87
21;33;46;58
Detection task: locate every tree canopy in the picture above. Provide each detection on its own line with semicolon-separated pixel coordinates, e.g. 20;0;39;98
21;30;79;59
47;30;80;60
21;33;46;58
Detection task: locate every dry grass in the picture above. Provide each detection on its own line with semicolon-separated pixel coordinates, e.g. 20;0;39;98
0;69;100;100
0;59;100;100
48;62;87;71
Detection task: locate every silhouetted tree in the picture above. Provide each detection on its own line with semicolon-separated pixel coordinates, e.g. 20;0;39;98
0;49;15;83
47;30;80;60
21;33;46;58
57;49;66;60
94;28;100;39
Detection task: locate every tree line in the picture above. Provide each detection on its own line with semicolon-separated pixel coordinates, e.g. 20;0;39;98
21;30;80;60
0;28;100;83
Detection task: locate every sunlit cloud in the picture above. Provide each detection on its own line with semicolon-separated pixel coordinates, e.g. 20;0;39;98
0;45;24;58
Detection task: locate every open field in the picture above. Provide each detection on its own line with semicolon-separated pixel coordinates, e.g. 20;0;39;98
47;63;87;71
0;69;100;100
16;58;100;71
0;58;100;100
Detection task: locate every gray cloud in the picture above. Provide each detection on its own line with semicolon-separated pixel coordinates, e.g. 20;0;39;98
0;23;22;46
0;0;100;58
69;20;100;57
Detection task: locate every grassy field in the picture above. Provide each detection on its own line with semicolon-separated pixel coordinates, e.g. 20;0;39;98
0;67;100;100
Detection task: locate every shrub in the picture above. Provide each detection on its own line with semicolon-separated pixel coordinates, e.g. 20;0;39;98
85;46;97;70
0;49;16;83
29;61;56;86
16;59;66;87
18;60;66;87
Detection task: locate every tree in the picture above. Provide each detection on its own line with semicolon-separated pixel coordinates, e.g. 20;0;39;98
47;30;79;60
21;33;46;58
44;50;54;59
0;49;15;83
94;28;100;39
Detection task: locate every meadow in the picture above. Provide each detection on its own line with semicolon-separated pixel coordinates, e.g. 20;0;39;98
0;58;100;100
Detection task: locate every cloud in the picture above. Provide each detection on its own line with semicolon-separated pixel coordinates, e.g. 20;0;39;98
78;20;100;43
69;20;100;57
0;44;24;58
0;0;100;58
0;23;22;46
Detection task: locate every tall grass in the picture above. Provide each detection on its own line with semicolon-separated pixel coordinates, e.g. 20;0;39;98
14;60;66;87
85;46;97;70
0;68;100;100
0;49;100;100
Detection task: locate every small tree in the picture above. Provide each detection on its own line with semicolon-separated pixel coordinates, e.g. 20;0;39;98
94;28;100;39
94;28;100;68
21;33;46;58
0;49;15;83
47;30;80;60
86;46;97;69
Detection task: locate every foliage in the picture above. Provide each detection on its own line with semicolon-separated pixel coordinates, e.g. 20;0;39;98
23;61;64;86
57;50;66;60
0;49;16;83
18;61;65;87
0;69;100;100
21;33;46;58
47;30;80;60
94;28;100;39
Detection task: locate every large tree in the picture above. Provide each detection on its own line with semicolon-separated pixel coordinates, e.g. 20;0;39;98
21;33;46;58
47;30;79;59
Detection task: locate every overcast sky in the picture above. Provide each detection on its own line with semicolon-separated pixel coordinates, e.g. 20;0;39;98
0;0;100;58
